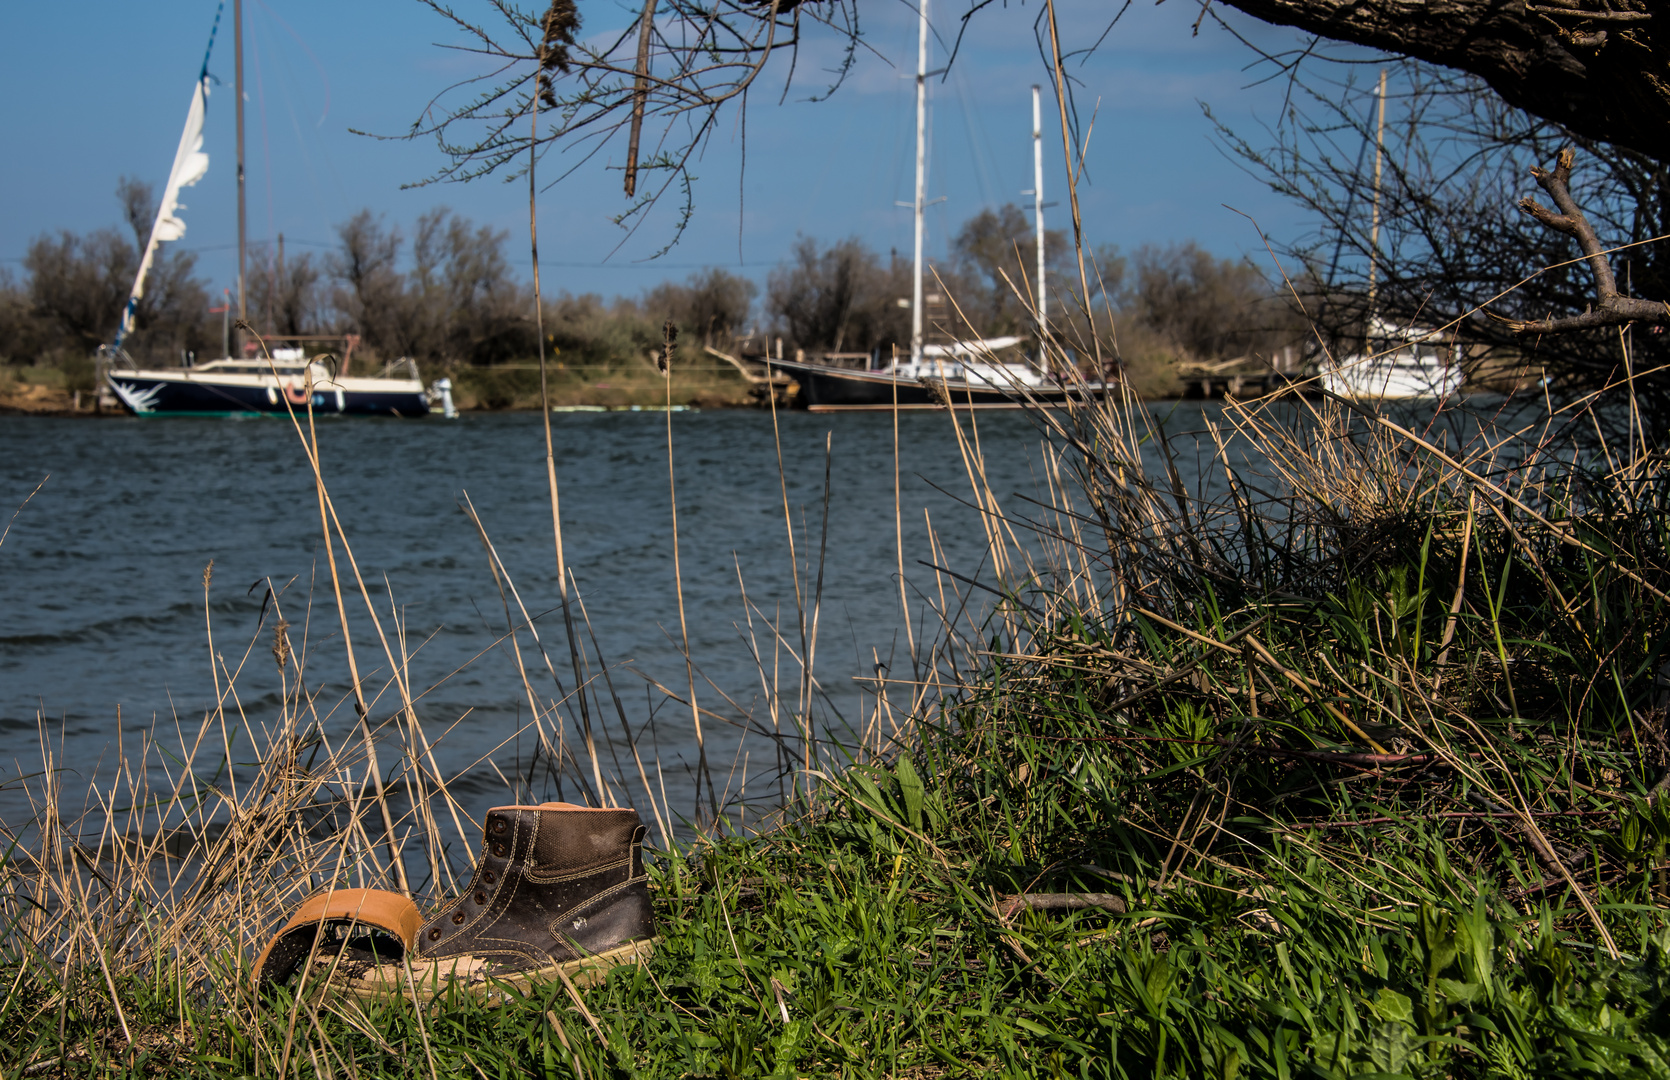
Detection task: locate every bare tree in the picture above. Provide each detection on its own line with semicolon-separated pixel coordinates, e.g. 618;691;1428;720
328;207;533;365
768;237;909;354
329;211;410;357
950;204;1072;337
543;292;662;367
402;0;1670;359
117;175;153;256
1217;59;1670;427
247;247;323;338
26;231;134;350
1122;242;1302;362
0;270;53;367
645;268;757;346
23;181;209;362
403;0;862;244
1202;0;1670;168
439;213;530;364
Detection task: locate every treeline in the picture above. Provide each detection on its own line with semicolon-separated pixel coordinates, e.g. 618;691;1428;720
1;180;1302;392
765;207;1303;387
0;181;764;373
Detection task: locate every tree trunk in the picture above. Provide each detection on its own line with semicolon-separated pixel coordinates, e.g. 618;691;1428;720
1210;0;1670;164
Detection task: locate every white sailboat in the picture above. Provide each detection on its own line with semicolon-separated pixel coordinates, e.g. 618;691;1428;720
771;36;1099;409
1322;70;1463;403
99;2;438;418
1322;318;1463;401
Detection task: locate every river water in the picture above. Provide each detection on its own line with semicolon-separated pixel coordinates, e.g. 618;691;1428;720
1;399;1497;839
1;407;1136;831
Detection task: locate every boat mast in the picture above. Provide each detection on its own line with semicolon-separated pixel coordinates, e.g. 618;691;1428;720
1364;67;1387;329
1032;84;1046;342
910;0;928;367
234;0;247;349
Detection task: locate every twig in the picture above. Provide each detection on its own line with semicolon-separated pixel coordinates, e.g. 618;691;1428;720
623;0;659;198
89;929;132;1047
0;475;47;550
995;892;1128;918
1042;732;1458;770
1298;809;1611;829
1506;149;1670;333
555;965;609;1047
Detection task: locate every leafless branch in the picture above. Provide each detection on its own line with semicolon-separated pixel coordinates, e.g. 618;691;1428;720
1501;149;1670;334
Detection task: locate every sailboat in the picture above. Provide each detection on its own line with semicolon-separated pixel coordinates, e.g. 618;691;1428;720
768;17;1103;411
1322;317;1463;401
1320;69;1462;403
98;2;436;418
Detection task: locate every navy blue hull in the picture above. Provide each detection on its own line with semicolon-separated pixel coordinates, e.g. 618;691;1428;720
108;374;429;418
767;358;1105;411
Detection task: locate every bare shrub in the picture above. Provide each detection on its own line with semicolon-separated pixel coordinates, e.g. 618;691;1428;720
645;267;757;347
768;236;910;355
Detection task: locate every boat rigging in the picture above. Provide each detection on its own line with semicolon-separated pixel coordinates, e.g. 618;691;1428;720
97;2;446;418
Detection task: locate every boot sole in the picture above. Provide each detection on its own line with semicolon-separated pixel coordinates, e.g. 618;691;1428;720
311;936;660;1004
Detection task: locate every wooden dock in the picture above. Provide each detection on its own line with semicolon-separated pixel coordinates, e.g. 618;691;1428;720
1176;354;1308;399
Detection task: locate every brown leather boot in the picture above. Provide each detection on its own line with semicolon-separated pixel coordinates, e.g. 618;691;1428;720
256;802;658;1000
407;801;657;994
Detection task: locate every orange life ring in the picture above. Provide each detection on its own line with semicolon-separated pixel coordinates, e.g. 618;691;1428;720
283;384;310;405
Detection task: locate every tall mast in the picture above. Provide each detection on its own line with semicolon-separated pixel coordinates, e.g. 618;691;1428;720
1364;67;1387;325
234;0;247;344
1032;85;1046;339
910;0;928;367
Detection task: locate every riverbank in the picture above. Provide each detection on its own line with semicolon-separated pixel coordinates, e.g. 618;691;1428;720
0;361;767;416
0;354;1556;417
447;361;764;410
0;366;93;415
3;389;1668;1077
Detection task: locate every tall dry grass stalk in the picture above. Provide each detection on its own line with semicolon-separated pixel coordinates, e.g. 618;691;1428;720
877;236;1670;970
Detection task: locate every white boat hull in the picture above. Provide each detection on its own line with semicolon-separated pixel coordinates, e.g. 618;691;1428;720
1322;359;1462;401
106;365;430;418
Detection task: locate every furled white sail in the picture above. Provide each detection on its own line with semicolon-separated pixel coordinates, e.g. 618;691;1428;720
114;74;211;347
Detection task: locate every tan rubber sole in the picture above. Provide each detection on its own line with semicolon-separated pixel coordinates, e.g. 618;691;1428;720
305;936;660;1005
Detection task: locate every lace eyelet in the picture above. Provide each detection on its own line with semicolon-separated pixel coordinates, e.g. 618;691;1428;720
483;870;496;884
428;927;441;941
491;842;508;858
475;891;487;905
452;911;466;925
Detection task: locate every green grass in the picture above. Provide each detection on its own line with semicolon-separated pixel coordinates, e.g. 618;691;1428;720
448;360;758;410
7;365;68;388
18;785;1670;1078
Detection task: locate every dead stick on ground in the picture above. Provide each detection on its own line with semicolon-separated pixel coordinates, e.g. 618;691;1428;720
996;893;1129;919
1434;491;1476;683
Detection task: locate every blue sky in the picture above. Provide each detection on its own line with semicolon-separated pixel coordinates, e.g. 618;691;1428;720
0;0;1330;304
